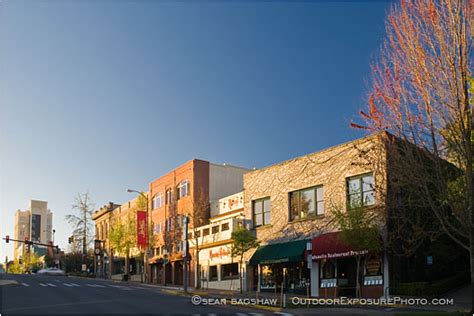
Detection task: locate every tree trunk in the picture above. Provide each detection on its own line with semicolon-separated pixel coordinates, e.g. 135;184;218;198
239;255;244;294
195;245;200;289
469;104;473;314
124;253;130;281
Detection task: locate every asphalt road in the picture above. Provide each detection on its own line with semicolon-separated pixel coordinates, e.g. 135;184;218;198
0;274;452;315
0;274;277;315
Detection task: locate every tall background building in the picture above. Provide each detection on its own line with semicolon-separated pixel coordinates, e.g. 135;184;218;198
14;200;53;260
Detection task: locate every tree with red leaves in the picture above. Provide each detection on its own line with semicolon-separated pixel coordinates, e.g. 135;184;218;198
353;0;473;308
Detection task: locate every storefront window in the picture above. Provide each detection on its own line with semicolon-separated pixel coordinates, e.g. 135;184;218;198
364;254;383;286
320;259;337;288
209;266;218;281
221;263;238;280
285;263;310;291
260;265;275;289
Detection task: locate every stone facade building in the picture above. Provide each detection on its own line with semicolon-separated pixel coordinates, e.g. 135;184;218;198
244;133;388;297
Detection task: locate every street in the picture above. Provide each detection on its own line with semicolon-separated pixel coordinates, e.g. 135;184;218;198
0;274;445;315
0;274;275;315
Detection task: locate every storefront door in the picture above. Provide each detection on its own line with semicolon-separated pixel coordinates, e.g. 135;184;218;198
337;258;357;297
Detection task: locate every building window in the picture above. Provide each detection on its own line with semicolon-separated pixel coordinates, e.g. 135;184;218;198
195;230;201;238
211;226;219;234
154;223;162;234
166;189;173;204
202;228;210;236
152;192;164;209
177;180;190;200
221;263;239;280
289;186;324;221
252;197;271;227
209;266;218;281
347;173;375;208
188;231;193;239
221;223;230;231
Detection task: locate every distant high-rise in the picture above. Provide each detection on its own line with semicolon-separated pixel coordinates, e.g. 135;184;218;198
14;200;53;260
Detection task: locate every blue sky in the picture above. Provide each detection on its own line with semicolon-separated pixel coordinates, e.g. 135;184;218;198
0;0;391;260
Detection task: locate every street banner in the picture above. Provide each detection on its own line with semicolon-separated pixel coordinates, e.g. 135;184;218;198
137;210;147;249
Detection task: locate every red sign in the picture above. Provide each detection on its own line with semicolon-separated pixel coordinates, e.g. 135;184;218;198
209;247;230;260
137;211;147;249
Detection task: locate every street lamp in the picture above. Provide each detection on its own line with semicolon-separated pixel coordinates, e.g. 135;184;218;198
127;189;149;283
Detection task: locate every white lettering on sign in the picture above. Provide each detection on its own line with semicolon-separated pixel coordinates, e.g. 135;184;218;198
312;249;369;260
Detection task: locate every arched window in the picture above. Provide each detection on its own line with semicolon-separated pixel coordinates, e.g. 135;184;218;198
177;180;190;199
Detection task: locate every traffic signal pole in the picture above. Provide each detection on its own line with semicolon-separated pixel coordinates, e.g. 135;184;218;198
2;237;60;254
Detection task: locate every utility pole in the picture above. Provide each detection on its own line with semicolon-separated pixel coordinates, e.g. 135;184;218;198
183;215;189;293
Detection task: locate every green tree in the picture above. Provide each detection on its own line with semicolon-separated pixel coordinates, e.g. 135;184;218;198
230;227;260;293
109;211;136;280
333;206;382;298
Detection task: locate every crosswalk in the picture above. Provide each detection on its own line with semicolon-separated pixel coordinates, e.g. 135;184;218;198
19;282;145;290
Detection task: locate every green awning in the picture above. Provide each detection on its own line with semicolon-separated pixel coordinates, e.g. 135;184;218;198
249;239;309;265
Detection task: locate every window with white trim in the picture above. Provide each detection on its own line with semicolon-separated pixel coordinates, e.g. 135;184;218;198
152;192;164;209
177;180;190;199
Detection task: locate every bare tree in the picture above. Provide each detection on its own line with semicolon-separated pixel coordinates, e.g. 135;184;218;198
189;189;210;289
66;192;95;261
352;0;473;306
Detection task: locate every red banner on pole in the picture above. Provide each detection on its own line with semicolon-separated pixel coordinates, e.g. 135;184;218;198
137;211;147;249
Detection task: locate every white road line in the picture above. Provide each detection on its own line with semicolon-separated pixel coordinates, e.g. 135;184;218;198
21;283;30;287
86;284;106;288
46;283;57;287
63;283;74;287
39;283;48;287
70;283;81;287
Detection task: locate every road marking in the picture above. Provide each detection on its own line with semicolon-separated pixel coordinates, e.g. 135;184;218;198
20;283;30;287
46;283;57;287
108;285;132;290
70;283;81;287
63;283;74;287
39;283;48;287
86;284;106;288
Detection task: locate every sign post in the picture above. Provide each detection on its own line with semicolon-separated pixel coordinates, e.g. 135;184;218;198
183;215;189;293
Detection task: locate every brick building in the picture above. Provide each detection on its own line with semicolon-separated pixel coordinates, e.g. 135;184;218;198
147;159;250;287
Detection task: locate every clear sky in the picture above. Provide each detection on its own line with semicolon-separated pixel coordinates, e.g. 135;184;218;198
0;0;391;261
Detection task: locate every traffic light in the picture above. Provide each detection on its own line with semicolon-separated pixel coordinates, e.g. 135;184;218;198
5;235;9;243
68;236;73;244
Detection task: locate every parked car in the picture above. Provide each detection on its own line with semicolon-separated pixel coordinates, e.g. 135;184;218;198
37;267;67;276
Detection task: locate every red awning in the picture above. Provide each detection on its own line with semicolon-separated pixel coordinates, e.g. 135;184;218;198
311;231;369;261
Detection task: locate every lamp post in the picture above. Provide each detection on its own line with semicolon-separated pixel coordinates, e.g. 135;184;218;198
127;189;149;283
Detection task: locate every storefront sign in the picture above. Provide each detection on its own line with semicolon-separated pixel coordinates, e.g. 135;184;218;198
137;211;147;249
312;249;368;260
209;247;230;260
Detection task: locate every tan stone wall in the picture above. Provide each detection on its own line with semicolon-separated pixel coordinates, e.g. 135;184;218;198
243;133;388;251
